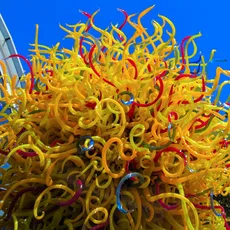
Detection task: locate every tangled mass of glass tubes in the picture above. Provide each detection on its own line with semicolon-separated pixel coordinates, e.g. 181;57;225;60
0;5;230;230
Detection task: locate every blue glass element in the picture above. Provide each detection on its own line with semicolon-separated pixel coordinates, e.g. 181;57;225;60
116;172;144;214
1;162;10;170
210;189;222;217
77;136;94;152
119;91;134;105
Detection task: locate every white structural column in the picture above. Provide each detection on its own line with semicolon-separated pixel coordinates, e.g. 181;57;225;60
0;14;24;89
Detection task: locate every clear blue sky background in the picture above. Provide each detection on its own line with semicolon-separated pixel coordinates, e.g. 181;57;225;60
0;0;229;102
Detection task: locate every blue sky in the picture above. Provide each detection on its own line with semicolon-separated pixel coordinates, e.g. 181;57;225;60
0;0;229;102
